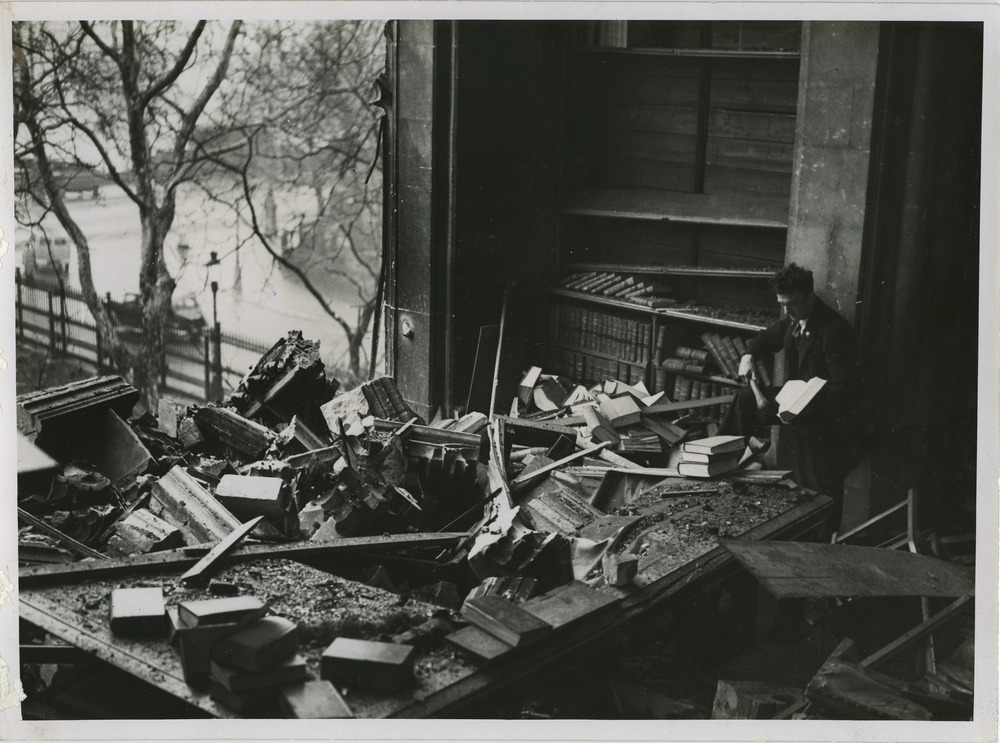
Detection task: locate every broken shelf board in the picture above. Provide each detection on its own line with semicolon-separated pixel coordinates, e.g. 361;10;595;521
389;493;833;718
20;532;467;588
722;540;974;599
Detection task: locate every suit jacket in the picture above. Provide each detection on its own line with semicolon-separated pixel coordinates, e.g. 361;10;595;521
746;296;859;431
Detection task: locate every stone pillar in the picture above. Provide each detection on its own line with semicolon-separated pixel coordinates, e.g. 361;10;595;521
786;22;880;324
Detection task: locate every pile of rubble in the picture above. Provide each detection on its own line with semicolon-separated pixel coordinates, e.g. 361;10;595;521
15;332;974;720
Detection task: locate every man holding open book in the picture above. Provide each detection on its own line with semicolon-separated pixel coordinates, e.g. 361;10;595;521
720;263;861;529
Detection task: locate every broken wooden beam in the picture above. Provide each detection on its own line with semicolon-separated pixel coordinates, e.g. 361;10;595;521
642;394;736;417
180;516;265;586
193;406;276;458
495;415;578;450
806;639;934;720
510;442;611;494
19;531;468;587
860;590;975;670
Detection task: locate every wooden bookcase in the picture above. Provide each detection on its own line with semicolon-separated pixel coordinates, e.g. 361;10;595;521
544;20;801;406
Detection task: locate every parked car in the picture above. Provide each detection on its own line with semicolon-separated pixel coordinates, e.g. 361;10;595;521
107;291;207;343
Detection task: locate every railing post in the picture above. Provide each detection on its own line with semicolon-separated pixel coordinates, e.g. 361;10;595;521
60;295;68;351
211;322;223;402
47;292;56;350
96;329;104;374
15;268;24;338
203;332;211;401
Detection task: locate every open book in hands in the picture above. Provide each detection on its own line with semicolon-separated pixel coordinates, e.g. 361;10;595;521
774;377;827;423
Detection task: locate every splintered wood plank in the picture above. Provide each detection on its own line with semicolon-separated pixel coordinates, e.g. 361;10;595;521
20;532;467;587
722;541;975;599
180;516;265;586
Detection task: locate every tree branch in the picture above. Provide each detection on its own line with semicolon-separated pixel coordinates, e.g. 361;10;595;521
166;21;242;192
139;21;207;106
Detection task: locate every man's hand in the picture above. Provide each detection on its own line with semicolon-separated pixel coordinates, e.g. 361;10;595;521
738;354;755;380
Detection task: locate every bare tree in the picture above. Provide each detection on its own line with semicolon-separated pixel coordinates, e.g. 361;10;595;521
14;20;242;409
201;20;385;380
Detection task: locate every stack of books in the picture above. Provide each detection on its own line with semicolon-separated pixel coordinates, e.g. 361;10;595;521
677;435;746;478
172;596;269;686
207;615;307;713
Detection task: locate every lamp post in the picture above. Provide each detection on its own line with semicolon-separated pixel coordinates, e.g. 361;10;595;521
206;251;223;401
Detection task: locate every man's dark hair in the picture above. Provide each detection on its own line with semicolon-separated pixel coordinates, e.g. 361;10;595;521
771;263;814;295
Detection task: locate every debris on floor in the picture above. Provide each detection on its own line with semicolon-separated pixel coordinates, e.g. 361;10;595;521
15;334;976;720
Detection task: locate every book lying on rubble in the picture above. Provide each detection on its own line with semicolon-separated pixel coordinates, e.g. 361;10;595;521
461;595;553;648
211;615;299;672
681;435;746;456
178;596;267;628
775;376;827;423
210;653;308;693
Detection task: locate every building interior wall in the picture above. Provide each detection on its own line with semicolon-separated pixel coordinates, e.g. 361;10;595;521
386;20;983;526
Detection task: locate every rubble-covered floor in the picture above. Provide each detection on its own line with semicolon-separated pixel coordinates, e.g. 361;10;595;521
15;332;974;721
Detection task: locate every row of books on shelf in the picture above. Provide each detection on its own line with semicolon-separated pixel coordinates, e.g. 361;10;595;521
557;271;677;309
548;347;649;389
550;304;653;364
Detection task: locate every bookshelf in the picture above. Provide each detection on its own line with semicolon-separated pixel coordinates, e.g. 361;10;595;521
541;20;800;415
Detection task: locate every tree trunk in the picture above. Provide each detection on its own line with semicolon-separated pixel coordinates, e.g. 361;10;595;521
135;209;177;411
347;299;378;379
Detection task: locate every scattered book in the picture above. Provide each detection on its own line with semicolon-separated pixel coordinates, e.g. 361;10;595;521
533;376;571;411
279;680;354;719
681;435;746;457
108;587;166;637
210;653;308;693
599;393;643;429
461;595;553;648
177;621;242;685
210;615;299;673
775;377;827;422
321;637;416;692
209;680;279;714
518;366;543;406
640;415;686;446
581;405;620;444
445;625;514;665
177;596;267;628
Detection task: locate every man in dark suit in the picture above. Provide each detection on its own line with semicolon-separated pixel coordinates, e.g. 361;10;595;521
721;263;861;525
